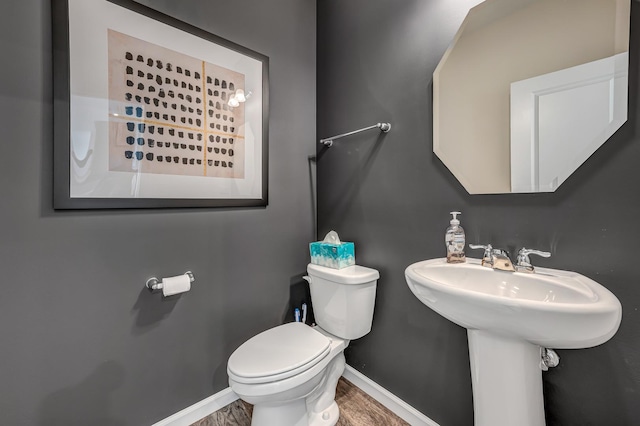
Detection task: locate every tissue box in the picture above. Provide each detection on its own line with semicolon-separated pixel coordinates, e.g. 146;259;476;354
309;241;355;269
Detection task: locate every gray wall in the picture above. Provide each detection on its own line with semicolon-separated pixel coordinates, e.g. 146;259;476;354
317;1;640;425
0;0;315;425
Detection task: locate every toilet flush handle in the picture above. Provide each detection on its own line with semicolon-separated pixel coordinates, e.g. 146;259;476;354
302;276;311;284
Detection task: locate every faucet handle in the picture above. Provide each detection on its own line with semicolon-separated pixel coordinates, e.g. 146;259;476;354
516;248;551;272
469;244;493;266
469;243;492;254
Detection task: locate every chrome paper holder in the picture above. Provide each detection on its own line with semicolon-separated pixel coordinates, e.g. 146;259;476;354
319;122;391;147
145;271;195;292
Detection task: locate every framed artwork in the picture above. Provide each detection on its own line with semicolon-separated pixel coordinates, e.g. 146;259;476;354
52;0;269;209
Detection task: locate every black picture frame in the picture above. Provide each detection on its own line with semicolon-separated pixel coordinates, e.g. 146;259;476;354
52;0;269;209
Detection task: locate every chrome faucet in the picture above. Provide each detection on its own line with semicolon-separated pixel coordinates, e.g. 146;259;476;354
468;244;515;272
469;244;551;273
515;248;551;273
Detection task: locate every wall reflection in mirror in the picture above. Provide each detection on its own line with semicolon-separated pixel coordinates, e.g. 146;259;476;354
433;0;630;194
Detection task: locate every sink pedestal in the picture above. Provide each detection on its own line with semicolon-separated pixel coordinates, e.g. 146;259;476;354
468;330;545;426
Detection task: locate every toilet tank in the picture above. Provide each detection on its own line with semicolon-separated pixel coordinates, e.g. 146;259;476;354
306;263;379;340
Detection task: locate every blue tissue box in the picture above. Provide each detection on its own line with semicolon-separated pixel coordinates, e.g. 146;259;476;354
309;241;355;269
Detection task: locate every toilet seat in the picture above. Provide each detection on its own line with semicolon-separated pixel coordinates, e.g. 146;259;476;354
228;322;332;385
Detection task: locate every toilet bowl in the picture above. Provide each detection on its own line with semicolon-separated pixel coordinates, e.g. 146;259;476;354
227;263;379;426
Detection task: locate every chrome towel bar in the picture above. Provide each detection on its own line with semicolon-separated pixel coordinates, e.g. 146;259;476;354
319;122;391;147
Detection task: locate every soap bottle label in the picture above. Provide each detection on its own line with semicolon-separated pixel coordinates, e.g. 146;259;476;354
446;230;466;263
446;236;464;254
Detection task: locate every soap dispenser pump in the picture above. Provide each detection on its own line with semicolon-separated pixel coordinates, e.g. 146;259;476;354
445;211;466;263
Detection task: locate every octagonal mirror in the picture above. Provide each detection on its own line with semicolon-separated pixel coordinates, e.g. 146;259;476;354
433;0;630;194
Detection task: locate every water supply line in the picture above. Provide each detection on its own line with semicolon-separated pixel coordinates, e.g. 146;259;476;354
540;347;560;371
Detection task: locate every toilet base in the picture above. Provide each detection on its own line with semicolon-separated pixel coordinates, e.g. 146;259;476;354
308;401;339;426
251;400;308;426
244;352;345;426
306;352;345;426
251;400;339;426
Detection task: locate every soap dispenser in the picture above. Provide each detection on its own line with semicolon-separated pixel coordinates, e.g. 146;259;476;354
445;211;466;263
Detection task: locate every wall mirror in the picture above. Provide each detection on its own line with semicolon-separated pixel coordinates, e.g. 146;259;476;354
433;0;630;194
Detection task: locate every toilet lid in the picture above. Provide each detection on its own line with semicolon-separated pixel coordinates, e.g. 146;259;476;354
228;322;331;383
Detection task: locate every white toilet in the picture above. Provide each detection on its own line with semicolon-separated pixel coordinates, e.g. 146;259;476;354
227;263;379;426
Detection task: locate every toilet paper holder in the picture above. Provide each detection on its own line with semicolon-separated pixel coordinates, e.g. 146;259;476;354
146;271;195;292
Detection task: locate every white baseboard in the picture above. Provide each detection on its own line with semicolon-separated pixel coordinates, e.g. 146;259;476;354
152;365;438;426
342;365;440;426
151;387;239;426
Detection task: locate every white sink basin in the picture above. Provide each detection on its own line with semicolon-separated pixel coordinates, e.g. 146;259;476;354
405;257;622;426
405;257;621;348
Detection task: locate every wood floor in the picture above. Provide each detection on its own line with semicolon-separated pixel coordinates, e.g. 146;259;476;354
190;377;410;426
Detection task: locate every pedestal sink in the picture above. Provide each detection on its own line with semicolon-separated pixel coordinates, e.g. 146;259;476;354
405;258;621;426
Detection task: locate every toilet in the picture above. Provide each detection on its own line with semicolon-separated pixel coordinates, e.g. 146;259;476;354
227;263;379;426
